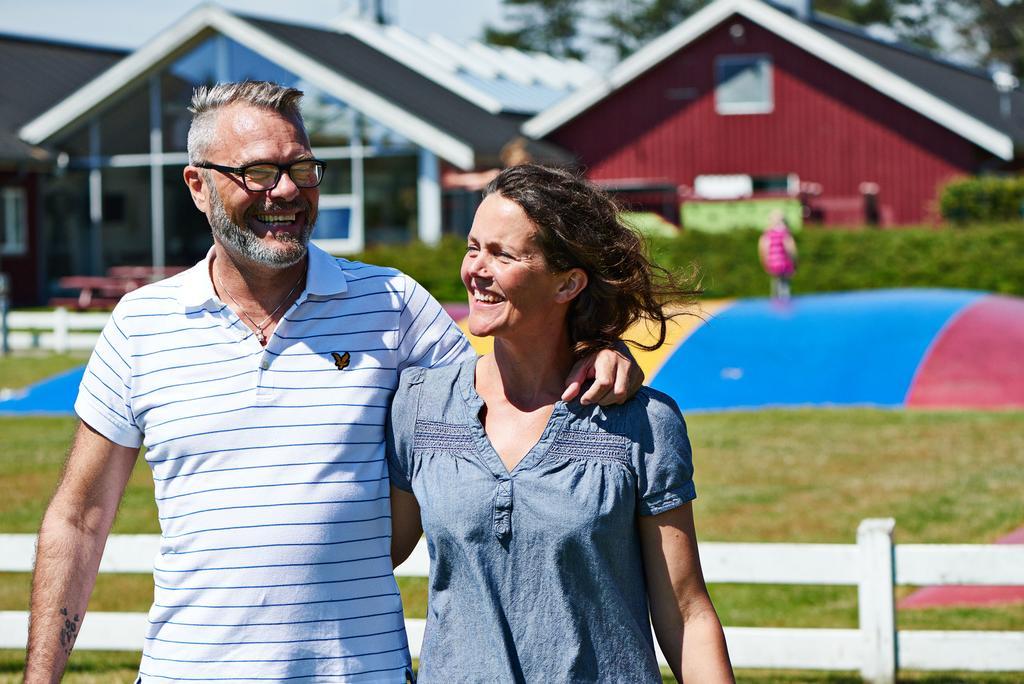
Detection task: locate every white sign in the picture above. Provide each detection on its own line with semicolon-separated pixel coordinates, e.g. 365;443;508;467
695;174;753;200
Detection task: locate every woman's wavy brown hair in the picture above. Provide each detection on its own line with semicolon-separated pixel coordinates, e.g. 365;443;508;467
484;164;698;357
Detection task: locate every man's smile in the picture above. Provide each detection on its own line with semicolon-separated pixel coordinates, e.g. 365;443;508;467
254;212;298;224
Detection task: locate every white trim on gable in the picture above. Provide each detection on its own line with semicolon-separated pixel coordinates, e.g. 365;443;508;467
18;5;477;169
523;0;1014;161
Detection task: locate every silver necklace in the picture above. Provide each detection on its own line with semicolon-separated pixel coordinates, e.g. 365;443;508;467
216;267;306;345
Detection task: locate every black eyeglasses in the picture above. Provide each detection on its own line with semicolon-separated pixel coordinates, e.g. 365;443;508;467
195;159;326;192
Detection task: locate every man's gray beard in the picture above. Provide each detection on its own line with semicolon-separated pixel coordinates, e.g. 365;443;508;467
208;185;315;268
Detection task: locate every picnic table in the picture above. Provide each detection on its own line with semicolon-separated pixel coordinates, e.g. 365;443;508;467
51;266;187;310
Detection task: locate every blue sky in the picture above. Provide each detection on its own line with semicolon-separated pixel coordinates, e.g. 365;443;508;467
0;0;506;49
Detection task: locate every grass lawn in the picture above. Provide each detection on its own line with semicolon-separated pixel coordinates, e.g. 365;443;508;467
1;353;1022;679
2;650;1023;684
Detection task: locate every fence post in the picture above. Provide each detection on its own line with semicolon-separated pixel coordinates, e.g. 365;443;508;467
0;274;8;358
0;273;9;356
857;518;896;684
53;307;69;354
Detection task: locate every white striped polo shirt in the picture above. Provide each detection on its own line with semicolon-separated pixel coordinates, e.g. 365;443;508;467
75;243;474;683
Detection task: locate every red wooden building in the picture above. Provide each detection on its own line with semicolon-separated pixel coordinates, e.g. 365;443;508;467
524;0;1024;226
0;35;124;305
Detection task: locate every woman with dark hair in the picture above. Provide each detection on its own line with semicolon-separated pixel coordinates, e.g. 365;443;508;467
387;165;733;682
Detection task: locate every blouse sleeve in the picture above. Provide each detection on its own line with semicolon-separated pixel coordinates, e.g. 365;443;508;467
633;391;697;516
385;366;426;492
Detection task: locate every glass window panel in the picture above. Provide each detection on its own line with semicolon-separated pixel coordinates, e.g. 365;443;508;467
227;39;296;84
163;37;222;152
305;90;357;147
55;84;150;159
100;167;152;267
318;159;353;195
170;37;220;86
163;166;214;267
752;175;790;193
363;155;417;245
162;70;198;153
715;55;772;114
99;83;151;155
43;171;91;281
46;79;155;159
164;36;300;152
316;207;352;240
168;35;298;87
442;189;480;237
1;187;28;255
360;113;412;149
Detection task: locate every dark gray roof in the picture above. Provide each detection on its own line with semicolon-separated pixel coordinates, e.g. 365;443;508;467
0;34;125;164
245;16;573;168
808;14;1024;151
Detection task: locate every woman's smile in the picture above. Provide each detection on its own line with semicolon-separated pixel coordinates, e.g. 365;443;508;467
470;287;506;304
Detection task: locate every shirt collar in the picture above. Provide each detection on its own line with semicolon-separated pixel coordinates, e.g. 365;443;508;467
179;247;218;310
178;242;349;311
303;242;350;298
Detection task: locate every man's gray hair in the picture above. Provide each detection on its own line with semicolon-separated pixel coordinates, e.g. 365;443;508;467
186;81;305;165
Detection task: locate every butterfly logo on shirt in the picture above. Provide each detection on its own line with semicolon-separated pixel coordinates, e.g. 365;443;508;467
331;351;351;370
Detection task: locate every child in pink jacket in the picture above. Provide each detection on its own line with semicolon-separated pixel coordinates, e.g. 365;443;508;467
758;210;798;300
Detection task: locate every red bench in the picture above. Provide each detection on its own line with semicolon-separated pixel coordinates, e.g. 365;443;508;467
106;265;188;281
51;266;188;310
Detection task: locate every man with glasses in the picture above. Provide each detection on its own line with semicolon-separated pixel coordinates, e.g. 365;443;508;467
25;81;641;682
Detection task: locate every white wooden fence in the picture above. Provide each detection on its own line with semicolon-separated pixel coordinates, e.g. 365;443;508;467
2;309;107;353
1;519;1022;682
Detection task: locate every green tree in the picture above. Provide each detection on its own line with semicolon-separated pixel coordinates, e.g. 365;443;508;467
484;0;587;60
877;0;1024;74
948;0;1024;76
816;0;894;25
599;0;710;60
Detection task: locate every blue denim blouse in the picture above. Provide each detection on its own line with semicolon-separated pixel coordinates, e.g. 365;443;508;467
386;359;696;683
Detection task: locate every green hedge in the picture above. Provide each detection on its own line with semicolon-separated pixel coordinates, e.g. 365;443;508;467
940;176;1024;224
355;237;470;302
352;226;1024;301
649;225;1024;297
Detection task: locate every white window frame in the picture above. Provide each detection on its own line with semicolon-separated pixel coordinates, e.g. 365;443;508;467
313;194;363;254
1;187;29;256
715;54;774;115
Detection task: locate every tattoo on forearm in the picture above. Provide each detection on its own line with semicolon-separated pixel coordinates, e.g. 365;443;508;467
58;607;80;654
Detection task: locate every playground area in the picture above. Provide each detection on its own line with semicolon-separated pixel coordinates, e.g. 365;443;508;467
0;288;1022;680
6;288;1022;415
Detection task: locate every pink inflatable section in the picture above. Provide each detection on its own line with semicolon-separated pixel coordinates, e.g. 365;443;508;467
907;295;1024;408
